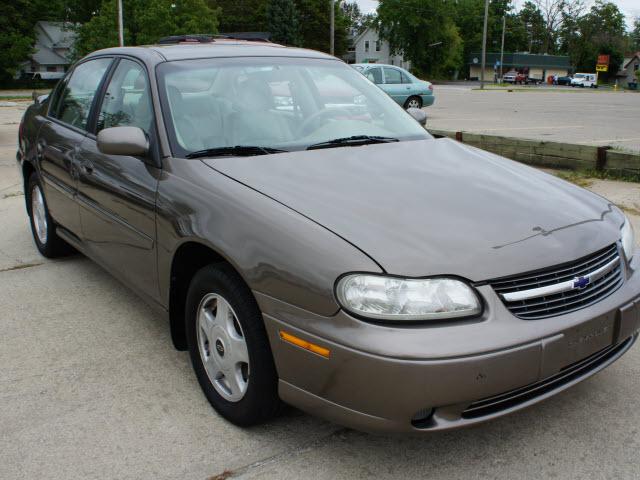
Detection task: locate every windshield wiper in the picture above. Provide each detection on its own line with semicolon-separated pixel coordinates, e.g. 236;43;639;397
186;145;288;159
306;135;399;150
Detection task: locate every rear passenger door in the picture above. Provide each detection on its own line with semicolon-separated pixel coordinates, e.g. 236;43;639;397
39;58;112;237
77;58;161;301
382;67;409;103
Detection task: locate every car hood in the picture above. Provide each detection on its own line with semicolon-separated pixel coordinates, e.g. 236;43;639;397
203;138;622;281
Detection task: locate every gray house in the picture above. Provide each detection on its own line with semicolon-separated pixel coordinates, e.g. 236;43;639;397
18;21;76;80
617;53;639;86
351;28;410;69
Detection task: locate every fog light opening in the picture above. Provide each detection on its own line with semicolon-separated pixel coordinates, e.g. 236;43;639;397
411;408;435;428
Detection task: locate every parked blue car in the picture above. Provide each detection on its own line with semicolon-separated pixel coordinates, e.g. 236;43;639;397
352;64;434;109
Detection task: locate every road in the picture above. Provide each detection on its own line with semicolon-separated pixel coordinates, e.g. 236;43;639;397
428;85;640;151
1;100;640;480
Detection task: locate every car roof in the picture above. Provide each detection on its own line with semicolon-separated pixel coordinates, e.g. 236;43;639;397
353;63;402;69
85;40;336;64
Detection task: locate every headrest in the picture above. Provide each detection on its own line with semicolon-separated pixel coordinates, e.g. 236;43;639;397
236;76;274;111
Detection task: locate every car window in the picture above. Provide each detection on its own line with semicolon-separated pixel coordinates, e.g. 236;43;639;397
365;67;383;84
96;59;153;135
53;58;111;130
383;68;402;84
400;71;411;84
157;57;429;157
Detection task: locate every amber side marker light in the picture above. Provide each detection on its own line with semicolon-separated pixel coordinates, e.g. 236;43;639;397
279;331;330;358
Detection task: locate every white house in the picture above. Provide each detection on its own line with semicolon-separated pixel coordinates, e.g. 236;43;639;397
18;21;76;80
351;28;410;69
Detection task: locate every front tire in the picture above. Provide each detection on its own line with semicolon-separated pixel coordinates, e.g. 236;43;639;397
404;96;423;109
27;172;72;258
186;263;281;426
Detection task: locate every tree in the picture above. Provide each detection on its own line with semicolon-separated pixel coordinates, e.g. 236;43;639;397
516;1;547;53
630;17;640;51
267;0;301;46
212;0;268;33
295;0;350;55
377;0;462;78
342;1;372;35
73;0;219;58
0;0;65;83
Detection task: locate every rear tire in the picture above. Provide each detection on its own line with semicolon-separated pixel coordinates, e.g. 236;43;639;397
404;96;422;109
27;172;73;258
186;263;282;426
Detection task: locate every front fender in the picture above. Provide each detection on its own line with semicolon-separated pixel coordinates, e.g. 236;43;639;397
155;158;383;316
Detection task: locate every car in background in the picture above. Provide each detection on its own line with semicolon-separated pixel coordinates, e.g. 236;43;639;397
503;71;541;85
571;73;598;88
554;75;573;86
352;64;434;109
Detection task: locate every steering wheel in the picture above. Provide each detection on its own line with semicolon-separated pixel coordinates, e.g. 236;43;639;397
297;107;356;137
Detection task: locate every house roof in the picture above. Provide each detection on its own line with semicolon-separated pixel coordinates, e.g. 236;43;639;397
37;21;75;49
32;45;68;65
623;53;640;69
353;27;373;47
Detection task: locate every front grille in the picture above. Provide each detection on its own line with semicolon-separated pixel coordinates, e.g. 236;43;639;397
491;244;623;320
462;335;636;419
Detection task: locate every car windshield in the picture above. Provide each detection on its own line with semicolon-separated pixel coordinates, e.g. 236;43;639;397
575;74;586;78
157;57;430;157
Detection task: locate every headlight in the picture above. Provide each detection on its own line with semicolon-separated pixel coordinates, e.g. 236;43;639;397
335;274;482;321
621;216;635;261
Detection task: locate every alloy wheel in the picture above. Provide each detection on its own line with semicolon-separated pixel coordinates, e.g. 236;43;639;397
196;293;250;402
31;184;48;244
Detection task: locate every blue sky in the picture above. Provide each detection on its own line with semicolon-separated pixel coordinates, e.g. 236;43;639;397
354;0;639;27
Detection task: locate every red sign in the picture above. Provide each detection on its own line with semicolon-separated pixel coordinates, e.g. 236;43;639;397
597;54;610;65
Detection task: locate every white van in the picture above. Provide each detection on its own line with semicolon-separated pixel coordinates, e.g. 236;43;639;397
571;73;598;88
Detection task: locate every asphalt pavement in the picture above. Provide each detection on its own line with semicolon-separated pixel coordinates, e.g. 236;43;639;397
1;100;640;480
428;85;640;151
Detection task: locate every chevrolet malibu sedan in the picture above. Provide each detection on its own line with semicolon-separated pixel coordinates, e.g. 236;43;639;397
353;63;434;109
17;37;639;433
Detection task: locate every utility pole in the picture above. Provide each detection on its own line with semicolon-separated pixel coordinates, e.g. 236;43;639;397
480;0;489;89
330;0;335;55
117;0;124;47
499;15;505;84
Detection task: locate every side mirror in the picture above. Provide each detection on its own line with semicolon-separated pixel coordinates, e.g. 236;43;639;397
97;126;149;157
407;107;427;126
33;92;49;105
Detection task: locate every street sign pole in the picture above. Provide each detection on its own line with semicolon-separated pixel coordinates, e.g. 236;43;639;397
480;0;489;90
118;0;124;47
330;0;335;56
499;15;505;84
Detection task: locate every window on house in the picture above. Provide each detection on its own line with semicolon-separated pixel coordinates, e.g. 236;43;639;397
364;40;369;52
46;66;57;72
375;41;381;52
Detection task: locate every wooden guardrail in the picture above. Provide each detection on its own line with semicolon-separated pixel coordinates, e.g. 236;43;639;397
428;129;640;175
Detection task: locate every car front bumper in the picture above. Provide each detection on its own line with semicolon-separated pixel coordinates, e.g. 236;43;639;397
258;251;640;433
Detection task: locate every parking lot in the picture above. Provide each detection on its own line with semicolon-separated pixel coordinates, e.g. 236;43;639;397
1;98;640;480
429;86;640;151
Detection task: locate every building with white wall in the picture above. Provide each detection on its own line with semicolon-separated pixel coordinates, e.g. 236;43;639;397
350;28;410;70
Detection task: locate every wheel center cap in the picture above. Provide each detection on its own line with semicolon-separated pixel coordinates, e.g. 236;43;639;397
215;339;225;357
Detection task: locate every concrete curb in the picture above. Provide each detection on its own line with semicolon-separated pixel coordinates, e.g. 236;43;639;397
428;128;640;175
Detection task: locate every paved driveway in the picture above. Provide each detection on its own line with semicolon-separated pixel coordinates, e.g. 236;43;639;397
1;101;639;480
428;86;640;151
